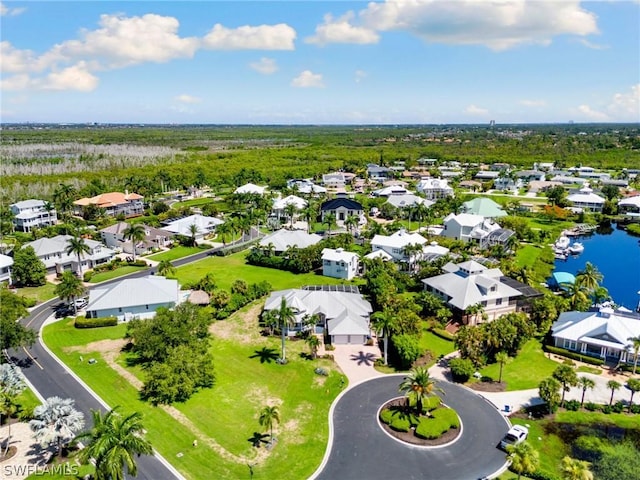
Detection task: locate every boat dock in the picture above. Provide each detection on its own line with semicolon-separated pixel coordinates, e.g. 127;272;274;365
564;224;597;236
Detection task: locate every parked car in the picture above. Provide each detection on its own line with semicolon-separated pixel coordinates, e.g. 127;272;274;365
55;305;75;318
73;298;88;309
499;425;529;450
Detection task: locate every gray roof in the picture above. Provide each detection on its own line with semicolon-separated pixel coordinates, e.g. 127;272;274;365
327;309;370;336
23;235;114;269
87;276;179;311
552;310;640;346
10;199;46;210
259;229;322;252
386;194;434;209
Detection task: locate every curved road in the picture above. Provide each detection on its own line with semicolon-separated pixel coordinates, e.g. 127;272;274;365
315;376;509;480
8;249;217;480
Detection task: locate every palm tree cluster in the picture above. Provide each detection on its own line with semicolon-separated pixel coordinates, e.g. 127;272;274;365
29;396;85;459
398;366;443;415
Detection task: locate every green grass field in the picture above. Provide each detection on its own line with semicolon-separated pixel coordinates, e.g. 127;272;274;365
510;417;568;478
13;282;57;304
147;246;209;262
88;265;148;283
418;327;456;362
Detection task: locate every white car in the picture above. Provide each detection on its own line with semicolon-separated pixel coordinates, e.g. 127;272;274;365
73;298;88;309
500;425;528;450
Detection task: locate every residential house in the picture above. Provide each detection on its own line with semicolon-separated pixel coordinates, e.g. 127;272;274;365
258;229;322;255
602;179;629;188
234;183;267;195
567;184;605;213
415;178;454;200
367;164;393;183
551;175;587;185
515;170;546;183
73;191;144;218
287;179;327;195
271;195;308;223
162;214;224;240
489;163;511;171
322;172;347;189
459;180;482;192
370;229;434;268
461;198;507;218
422;260;525;325
321;248;359;280
493;175;522;193
263;287;372;344
99;222;174;255
385;194;434;210
441;213;512;248
85;276;179;320
320;196;364;223
23;235;115;274
618;196;640;214
527;180;562;194
551;308;640;365
0;254;13;284
372;185;410;197
474;171;500;181
10;199;57;232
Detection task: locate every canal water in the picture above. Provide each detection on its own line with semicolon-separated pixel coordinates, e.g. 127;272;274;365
553;223;640;310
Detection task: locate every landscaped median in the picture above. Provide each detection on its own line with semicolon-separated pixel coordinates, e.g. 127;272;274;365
42;302;345;479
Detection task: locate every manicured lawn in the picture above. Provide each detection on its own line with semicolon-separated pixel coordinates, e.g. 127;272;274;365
42;304;344;480
510;417;568;479
88;265;148;283
516;244;543;269
13;282;57;304
16;386;42;412
524;217;575;237
480;339;558;390
147;245;209;262
172;251;349;291
173;197;217;208
418;327;456;362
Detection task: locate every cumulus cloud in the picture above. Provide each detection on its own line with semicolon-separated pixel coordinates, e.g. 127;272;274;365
249;57;278;75
306;12;379;45
174;94;202;104
464;104;489;116
291;70;325;88
355;0;599;50
577;104;609;121
607;83;640;120
520;99;547;107
0;2;26;16
203;23;296;50
2;62;98;92
355;70;367;83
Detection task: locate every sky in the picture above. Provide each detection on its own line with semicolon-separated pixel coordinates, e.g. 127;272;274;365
1;0;639;124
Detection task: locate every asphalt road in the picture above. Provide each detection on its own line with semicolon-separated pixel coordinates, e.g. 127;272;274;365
315;376;510;480
8;248;217;480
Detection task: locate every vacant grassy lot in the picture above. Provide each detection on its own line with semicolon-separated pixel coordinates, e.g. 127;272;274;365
147;245;210;262
88;265;148;283
480;339;558;390
43;302;344;480
13;282;57;304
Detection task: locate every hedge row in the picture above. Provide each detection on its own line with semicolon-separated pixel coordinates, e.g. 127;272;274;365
215;239;260;256
431;328;456;342
75;316;118;328
544;345;605;366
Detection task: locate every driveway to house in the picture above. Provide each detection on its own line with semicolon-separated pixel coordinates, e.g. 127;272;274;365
312;375;509;480
329;342;385;385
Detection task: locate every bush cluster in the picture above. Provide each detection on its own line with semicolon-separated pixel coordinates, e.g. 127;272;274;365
74;316;118;328
449;357;475;383
213;280;272;319
544;346;605;366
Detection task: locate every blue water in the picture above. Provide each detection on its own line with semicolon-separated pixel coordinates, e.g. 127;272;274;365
553;224;640;310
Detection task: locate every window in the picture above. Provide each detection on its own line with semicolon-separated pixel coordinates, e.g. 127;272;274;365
481;301;487;307
145;305;149;310
496;298;502;306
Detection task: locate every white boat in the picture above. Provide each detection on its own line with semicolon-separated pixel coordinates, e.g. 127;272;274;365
568;242;584;254
555;235;570;250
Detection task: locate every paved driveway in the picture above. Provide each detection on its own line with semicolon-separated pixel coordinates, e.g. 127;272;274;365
330;343;384;384
313;375;510;480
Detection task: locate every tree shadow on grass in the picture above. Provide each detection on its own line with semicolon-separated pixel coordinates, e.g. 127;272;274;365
248;432;270;448
249;347;280;364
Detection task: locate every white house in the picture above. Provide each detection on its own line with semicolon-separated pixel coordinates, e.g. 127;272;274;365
234;183;267;195
263;287;372;344
10;199;57;232
385;194;434;210
551;308;640;365
567;184;605;213
287;179;327;195
272;195;308;224
422;260;524;325
367;164;393;183
372;185;410;197
370;229;429;265
416;178;454;200
162;214;224;240
23;235;116;274
258;229;322;254
442;213;495;242
320;197;364;223
618;196;640;214
0;254;13;284
100;222;174;254
86;276;180;320
322;172;347;189
322;248;359;280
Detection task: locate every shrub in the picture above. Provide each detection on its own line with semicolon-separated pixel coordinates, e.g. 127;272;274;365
629;404;640;414
389;415;411;432
431;407;460;429
414;416;449;439
379;408;393;425
431;328;456;341
22;297;37;308
564;399;580;411
601;404;613;414
422;396;442;412
449;357;475;383
324;344;335;351
544;346;605;366
83;271;93;282
612;401;625;413
584;402;599;411
562;359;575;366
74;316;118;328
392;333;422;369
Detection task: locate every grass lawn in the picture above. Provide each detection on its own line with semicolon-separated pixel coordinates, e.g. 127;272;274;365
418;326;456;362
516;245;543;269
147;245;209;262
88;265;148;283
480;339;559;391
171;251;349;291
14;282;57;304
510;417;568;479
42;303;344;480
173;197;217;208
15;386;42;412
524;217;575;237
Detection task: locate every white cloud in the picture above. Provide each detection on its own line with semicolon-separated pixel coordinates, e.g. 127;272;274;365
577;38;609;50
520;99;547;107
356;0;599;50
249;57;278;75
355;70;367;83
291;70;325;88
42;62;99;92
464;104;489;116
0;2;26;16
577;104;609;121
0;73;32;91
306;12;379;46
174;94;202;104
607;84;640;121
203;23;296;50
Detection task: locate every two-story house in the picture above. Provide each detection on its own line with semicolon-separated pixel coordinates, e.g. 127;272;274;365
10;199;57;232
99;222;175;255
322;248;359;280
415;178;454;200
23;235;116;274
73;192;144;218
320;196;364;223
0;254;13;285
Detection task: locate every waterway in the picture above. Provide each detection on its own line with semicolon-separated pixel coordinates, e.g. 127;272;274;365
553;223;640;310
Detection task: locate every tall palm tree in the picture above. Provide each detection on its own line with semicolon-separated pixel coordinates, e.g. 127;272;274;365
398;366;442;415
403;242;424;272
78;408;153;480
276;297;296;362
577;376;596;407
55;271;86;314
305;335;320;359
606;380;621;406
188;223;200;246
627;335;640;374
65;235;91;277
507;441;539;480
576;262;603;292
627;378;640;411
561;456;593;480
53;183;76;220
495;351;511;383
563;282;589;311
122;223;146;262
216;221;232;246
156;259;176;277
258;405;280;441
284;202;298;229
301;204;317;234
371;309;397;366
29;396;85;459
0;364;26;456
344;214;359;236
323;212;336;237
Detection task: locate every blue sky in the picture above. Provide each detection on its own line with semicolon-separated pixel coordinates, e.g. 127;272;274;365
1;1;639;124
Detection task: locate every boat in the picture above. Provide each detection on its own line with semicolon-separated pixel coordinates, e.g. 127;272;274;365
555;235;570;250
568;242;584;254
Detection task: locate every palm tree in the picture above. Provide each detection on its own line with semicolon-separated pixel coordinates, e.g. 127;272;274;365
561;456;593;480
344;214;359;236
323;212;336;237
188;223;200;246
156;259;176;277
1;364;26;456
78;408;152;480
55;271;86;314
216;221;233;246
301;204;317;234
507;441;539;480
371;309;397;366
553;365;578;407
606;380;621;406
563;282;589;311
495;351;511;383
398;366;443;415
53;183;76;219
577;376;596;407
258;405;280;441
276;297;296;362
65;235;91;277
305;335;320;359
122;223;146;262
29;396;85;459
284;202;298;229
627;378;640;411
576;262;603;292
403;242;423;272
627;335;640;374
